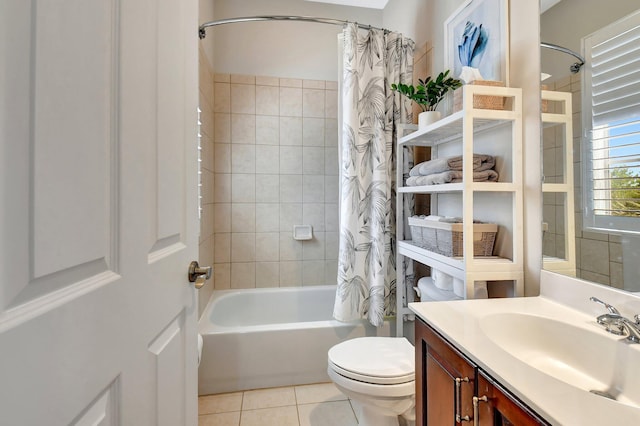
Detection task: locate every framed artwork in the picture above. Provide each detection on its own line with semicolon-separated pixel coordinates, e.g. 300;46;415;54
444;0;510;85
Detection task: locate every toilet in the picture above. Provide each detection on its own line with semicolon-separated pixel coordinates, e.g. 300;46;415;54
327;337;415;426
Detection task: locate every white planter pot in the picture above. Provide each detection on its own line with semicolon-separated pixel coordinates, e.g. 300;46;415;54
418;111;441;129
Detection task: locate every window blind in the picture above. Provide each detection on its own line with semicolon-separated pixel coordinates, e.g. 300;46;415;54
583;9;640;233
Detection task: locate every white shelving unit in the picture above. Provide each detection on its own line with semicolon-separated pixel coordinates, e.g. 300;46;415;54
395;85;524;336
541;90;576;276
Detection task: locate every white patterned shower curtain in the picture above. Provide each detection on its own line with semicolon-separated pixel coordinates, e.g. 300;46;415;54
333;24;414;327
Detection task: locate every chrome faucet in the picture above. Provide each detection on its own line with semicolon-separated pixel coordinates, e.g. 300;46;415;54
590;297;640;343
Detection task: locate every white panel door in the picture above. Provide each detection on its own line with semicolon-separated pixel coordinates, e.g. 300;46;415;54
0;0;200;425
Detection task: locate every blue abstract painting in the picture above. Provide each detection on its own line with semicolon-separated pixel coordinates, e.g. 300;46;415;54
446;0;507;83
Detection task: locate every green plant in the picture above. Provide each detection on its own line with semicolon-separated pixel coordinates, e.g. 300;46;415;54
391;70;462;112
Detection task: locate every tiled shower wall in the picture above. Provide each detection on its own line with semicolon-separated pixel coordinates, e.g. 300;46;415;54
542;74;623;287
212;74;339;289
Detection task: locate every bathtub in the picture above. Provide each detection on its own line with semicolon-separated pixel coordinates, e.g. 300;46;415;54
198;285;394;395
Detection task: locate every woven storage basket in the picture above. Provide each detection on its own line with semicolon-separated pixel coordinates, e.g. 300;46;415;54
408;217;497;257
453;80;505;112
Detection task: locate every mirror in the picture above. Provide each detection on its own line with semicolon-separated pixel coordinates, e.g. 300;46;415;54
540;0;640;292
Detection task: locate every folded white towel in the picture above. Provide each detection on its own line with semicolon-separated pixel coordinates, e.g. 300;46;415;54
409;155;496;177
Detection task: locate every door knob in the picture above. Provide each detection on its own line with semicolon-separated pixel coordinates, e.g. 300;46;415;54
188;261;212;289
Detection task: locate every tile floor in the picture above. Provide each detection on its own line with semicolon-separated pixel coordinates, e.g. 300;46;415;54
198;383;358;426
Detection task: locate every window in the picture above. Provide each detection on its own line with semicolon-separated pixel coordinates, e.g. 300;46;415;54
583;9;640;234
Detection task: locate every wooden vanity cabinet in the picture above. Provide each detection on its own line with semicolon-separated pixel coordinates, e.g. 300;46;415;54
416;318;549;426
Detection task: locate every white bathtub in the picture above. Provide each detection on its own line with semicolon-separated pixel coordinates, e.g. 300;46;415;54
198;285;394;395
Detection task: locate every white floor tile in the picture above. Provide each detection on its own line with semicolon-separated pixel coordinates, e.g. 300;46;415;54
297;400;358;426
294;383;347;405
242;386;297;410
240;406;300;426
199;392;243;415
199;412;241;426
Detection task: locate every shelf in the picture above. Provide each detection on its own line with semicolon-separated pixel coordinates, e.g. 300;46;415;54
398;182;517;194
398;241;517;277
398;110;516;147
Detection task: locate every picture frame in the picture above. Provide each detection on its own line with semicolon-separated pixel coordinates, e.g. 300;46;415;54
444;0;510;86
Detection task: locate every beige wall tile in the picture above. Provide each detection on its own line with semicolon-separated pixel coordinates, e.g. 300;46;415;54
231;174;256;203
231;262;256;289
302;202;324;231
325;81;338;90
231;144;256;174
231;203;256;233
303;89;325;118
256;76;279;86
302;147;324;175
279;261;302;287
279;146;303;175
324;119;338;147
214;83;231;113
231;84;256;114
214;173;231;203
280;204;302;232
214;233;231;263
232;233;256;262
279;233;302;261
213;263;231;289
231;74;255;85
302;260;325;286
201;169;214;204
280;87;303;117
256;233;280;262
255;175;280;203
231;114;256;144
256;86;280;116
214;73;230;83
325;232;339;260
280;176;303;203
214;143;231;173
214;113;231;143
303;232;325;260
256;145;280;174
302;118;324;146
324;90;337;119
256;116;279;145
303;79;325;89
256;203;280;233
325;203;339;231
280;117;302;146
325;260;338;284
213;203;231;233
255;262;280;288
280;78;302;88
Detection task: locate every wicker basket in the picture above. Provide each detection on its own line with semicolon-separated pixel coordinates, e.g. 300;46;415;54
453;80;505;112
408;217;497;257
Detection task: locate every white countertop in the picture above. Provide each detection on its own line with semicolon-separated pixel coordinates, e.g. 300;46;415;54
409;295;640;425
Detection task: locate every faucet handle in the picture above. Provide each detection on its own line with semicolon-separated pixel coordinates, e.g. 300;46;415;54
590;297;621;315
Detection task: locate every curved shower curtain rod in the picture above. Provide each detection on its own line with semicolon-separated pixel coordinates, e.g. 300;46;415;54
198;15;388;40
199;16;586;74
541;42;585;73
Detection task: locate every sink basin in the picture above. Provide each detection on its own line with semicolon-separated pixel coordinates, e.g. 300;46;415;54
479;313;640;408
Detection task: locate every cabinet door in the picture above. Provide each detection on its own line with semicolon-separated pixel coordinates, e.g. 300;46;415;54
476;371;549;426
416;319;476;425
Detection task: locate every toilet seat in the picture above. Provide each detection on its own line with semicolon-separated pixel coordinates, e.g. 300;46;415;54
328;337;415;385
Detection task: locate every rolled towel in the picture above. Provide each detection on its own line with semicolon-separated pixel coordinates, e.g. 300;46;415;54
410;157;450;176
417;277;462;302
447;154;495;172
449;169;499;183
405;176;421;186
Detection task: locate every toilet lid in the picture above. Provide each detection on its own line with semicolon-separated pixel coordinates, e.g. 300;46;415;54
328;337;414;385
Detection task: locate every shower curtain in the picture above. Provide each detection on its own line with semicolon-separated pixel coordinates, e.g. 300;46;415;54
333;23;414;327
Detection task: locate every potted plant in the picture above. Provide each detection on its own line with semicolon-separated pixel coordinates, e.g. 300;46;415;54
391;70;462;128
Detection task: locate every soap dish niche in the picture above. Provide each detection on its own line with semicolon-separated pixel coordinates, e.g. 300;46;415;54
293;225;313;241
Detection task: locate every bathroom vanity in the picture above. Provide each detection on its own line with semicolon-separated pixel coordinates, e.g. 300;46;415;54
410;271;640;425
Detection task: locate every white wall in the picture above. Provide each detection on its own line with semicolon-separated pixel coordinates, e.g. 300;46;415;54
541;0;638;83
199;0;215;65
382;0;431;46
211;0;383;80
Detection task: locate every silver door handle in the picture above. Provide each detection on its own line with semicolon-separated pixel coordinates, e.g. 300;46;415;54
473;395;488;426
188;261;212;289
